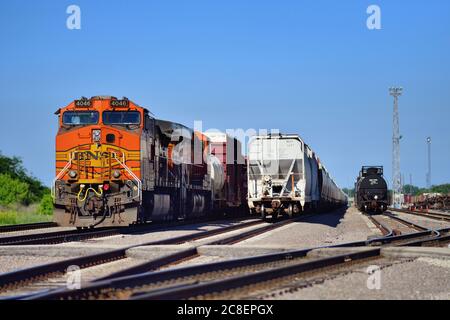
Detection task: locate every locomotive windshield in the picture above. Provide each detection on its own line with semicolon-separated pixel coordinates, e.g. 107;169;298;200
63;111;99;125
103;111;141;125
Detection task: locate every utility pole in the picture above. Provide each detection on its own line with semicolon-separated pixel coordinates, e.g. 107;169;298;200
409;174;412;195
390;87;403;209
401;173;405;195
427;137;432;189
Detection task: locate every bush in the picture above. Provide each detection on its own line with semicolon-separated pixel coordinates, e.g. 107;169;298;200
38;193;54;215
0;173;30;206
0;211;17;225
0;209;53;226
430;184;450;195
0;152;49;202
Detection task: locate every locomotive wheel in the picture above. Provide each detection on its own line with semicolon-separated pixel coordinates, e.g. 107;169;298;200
287;204;293;218
260;205;266;219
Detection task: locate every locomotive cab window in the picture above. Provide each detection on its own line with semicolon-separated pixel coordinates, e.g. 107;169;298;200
103;111;141;126
63;111;99;125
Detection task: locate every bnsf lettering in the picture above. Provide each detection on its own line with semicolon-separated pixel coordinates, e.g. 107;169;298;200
73;151;117;161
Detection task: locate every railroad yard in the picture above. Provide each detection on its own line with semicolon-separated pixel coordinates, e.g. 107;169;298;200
1;3;449;310
0;207;449;300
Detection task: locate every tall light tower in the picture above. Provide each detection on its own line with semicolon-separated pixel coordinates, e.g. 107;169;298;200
390;87;403;208
426;137;432;189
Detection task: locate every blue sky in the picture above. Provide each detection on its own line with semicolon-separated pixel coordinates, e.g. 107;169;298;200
0;0;449;189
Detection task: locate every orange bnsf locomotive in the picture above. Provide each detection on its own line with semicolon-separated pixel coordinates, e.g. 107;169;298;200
53;96;245;228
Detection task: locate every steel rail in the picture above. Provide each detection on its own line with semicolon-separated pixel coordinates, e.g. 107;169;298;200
427;209;450;218
365;211;432;239
146;219;264;245
0;227;122;246
427;210;450;217
0;219;265;292
132;249;381;300
0;247;128;292
95;215;306;281
0;222;58;234
364;214;393;237
0;213;257;246
390;208;450;222
207;215;306;245
25;246;324;300
25;225;450;300
383;212;430;232
399;229;450;247
133;227;450;300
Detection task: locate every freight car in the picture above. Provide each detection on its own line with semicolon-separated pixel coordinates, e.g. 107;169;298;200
204;131;247;215
52;96;245;228
354;166;389;213
247;134;347;219
404;193;450;211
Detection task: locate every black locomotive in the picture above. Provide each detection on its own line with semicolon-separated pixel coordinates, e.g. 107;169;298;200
355;166;389;213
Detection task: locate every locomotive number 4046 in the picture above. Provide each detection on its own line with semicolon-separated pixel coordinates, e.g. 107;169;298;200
110;99;129;108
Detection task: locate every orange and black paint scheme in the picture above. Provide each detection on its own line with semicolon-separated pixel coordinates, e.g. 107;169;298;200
53;96;233;228
53;96;204;228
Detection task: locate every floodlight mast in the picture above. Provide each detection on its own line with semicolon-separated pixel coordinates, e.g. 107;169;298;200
427;137;432;189
389;87;403;209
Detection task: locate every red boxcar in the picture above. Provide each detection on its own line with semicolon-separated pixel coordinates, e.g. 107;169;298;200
205;132;247;213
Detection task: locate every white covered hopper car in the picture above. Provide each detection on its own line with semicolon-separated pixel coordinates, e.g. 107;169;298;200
247;134;347;218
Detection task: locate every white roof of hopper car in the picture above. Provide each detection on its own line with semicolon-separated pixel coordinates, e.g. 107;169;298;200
249;134;305;142
204;131;228;143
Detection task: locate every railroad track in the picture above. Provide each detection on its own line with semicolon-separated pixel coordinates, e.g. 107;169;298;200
390;208;450;223
0;227;123;246
25;225;450;300
363;211;450;246
366;212;428;237
0;215;302;297
6;209;449;300
0;212;251;246
0;222;59;234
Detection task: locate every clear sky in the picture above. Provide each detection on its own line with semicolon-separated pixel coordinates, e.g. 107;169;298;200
0;0;449;189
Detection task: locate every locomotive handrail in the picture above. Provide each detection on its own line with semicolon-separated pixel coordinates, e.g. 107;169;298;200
51;153;73;199
113;154;141;201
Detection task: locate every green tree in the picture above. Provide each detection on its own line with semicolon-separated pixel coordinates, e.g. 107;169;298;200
0;173;30;206
430;184;450;194
0;152;48;202
401;183;450;196
402;184;420;195
38;193;54;215
343;188;355;197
